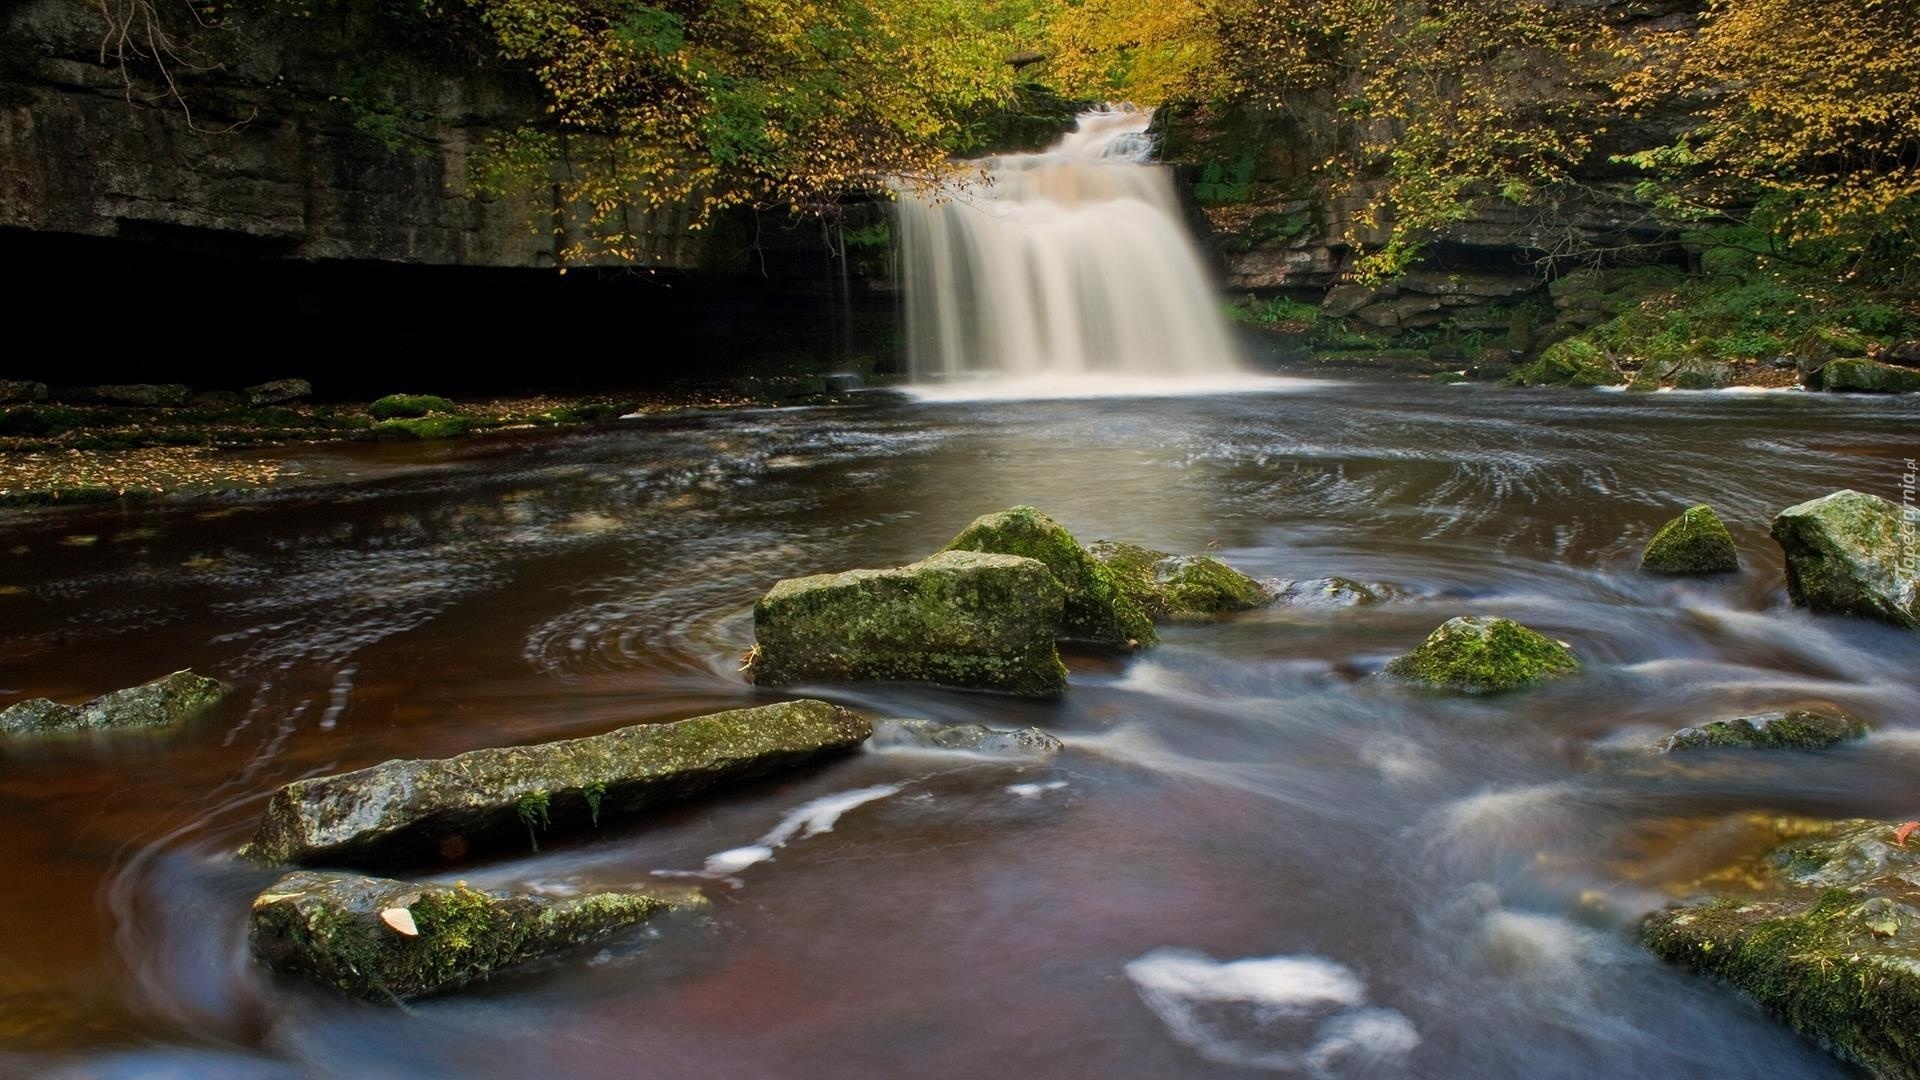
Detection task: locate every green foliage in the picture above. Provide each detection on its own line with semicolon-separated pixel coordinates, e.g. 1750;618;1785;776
1225;295;1321;329
369;394;460;420
1504;340;1618;388
516;790;551;851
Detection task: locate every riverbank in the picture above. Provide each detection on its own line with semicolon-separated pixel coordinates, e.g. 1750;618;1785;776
0;381;878;506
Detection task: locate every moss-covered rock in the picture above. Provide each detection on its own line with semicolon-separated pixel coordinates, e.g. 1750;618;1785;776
1641;504;1740;575
1643;820;1920;1078
1820;358;1920;393
1086;540;1271;621
1660;709;1869;752
944;508;1156;647
1503;341;1619;388
1669;357;1736;390
368;393;460;420
0;670;226;735
1770;490;1918;630
373;416;472;441
250;870;692;1001
1384;616;1579;693
243;700;872;865
748;551;1067;695
870;718;1063;755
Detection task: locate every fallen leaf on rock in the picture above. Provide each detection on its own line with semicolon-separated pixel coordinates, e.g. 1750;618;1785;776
1897;821;1918;847
380;907;419;937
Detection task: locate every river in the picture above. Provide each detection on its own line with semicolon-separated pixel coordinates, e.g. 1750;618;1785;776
1;379;1916;1077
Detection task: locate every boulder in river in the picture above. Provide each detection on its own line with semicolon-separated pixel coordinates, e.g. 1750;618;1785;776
1384;616;1579;693
1640;504;1740;575
944;507;1156;647
91;383;192;407
0;380;47;403
243;378;312;406
250;870;693;1001
748;550;1068;696
1819;357;1920;393
243;699;872;865
1659;708;1868;752
1770;489;1917;629
870;718;1063;755
0;670;226;735
1087;540;1272;621
1643;819;1920;1078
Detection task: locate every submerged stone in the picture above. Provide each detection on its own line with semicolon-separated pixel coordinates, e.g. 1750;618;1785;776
1643;820;1920;1078
870;718;1063;755
748;550;1068;696
1641;504;1740;575
243;699;872;865
1270;576;1396;607
1820;357;1920;393
1087;540;1272;621
1770;489;1917;629
0;670;226;735
1384;616;1579;693
945;508;1156;647
1660;709;1869;752
250;870;690;1001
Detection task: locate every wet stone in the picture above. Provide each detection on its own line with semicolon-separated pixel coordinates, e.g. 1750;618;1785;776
0;670;226;735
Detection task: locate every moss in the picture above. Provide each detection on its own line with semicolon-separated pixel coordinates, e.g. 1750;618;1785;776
944;507;1156;647
1384;616;1579;693
0;404;87;436
749;551;1069;695
517;791;551;851
1661;709;1869;752
1503;341;1618;388
1643;821;1920;1077
249;871;677;1001
1641;504;1740;575
372;416;473;441
584;782;606;826
1771;489;1917;629
369;394;461;420
1820;358;1920;393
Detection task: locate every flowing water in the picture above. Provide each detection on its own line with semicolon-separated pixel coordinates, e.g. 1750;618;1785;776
895;108;1246;390
1;383;1917;1078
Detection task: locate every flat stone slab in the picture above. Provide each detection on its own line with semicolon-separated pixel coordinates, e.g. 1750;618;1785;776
747;549;1068;696
250;870;693;1001
242;699;872;865
1660;708;1868;752
0;670;226;735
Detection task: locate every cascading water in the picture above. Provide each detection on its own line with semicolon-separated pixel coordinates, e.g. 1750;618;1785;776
894;107;1248;392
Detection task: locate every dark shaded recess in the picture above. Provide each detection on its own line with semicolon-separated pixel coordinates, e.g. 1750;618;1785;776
0;221;901;399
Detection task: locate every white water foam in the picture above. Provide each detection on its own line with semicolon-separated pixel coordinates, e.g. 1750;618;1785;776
674;784;902;879
1126;949;1419;1074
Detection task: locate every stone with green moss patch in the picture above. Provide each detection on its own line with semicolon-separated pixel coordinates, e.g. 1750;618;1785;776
748;550;1067;695
1384;616;1579;693
0;670;226;735
1086;540;1271;622
944;508;1156;647
368;393;460;420
1771;489;1917;629
1660;709;1868;752
1820;358;1920;393
1643;820;1920;1078
1503;341;1618;388
1641;504;1739;575
373;416;472;441
250;870;693;1001
242;699;872;865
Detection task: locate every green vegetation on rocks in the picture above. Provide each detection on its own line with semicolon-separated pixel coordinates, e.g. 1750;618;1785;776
368;394;461;420
1504;341;1618;389
1660;709;1869;752
0;670;226;735
373;416;474;441
748;550;1068;696
1642;505;1740;576
1643;820;1920;1078
1770;490;1918;630
1384;616;1579;693
242;699;872;865
945;508;1156;647
249;870;690;1001
1820;358;1920;393
1085;539;1271;621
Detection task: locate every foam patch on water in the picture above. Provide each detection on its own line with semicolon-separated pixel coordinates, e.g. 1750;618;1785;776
1126;949;1418;1074
902;373;1332;403
1008;780;1068;798
668;784;902;880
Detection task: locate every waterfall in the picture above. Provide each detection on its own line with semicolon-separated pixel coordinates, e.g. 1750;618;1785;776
895;107;1247;392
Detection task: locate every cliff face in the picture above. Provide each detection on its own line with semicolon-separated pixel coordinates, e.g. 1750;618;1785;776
1158;0;1704;349
0;0;701;269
